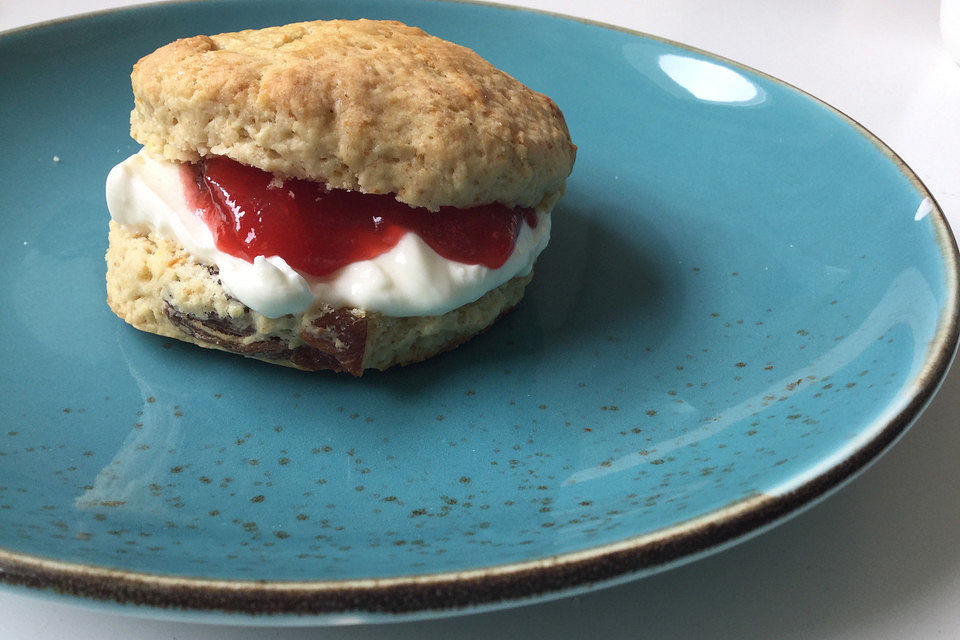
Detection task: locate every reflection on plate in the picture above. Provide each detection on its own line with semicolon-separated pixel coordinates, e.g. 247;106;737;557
0;0;956;625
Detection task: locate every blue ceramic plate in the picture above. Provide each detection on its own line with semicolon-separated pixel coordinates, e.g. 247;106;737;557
0;0;957;625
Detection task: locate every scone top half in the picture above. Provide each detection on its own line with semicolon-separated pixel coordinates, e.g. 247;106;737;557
130;19;576;212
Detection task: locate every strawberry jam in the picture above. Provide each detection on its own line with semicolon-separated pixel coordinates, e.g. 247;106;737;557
180;157;537;277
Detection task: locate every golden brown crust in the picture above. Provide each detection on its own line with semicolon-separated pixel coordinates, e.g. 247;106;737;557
105;222;531;374
129;19;575;211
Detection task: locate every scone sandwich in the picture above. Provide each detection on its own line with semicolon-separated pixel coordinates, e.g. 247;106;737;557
105;19;575;375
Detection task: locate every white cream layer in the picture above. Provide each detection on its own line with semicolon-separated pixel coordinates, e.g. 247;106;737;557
105;151;550;318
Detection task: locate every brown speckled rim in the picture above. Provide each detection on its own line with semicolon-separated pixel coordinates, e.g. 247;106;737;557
1;0;958;622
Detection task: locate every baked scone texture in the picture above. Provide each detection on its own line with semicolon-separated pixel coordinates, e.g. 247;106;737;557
129;19;576;211
106;222;531;374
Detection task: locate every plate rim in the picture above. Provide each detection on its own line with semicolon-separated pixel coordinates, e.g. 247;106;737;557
1;0;958;620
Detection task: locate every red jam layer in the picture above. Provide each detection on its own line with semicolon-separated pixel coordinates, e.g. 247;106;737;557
180;157;537;278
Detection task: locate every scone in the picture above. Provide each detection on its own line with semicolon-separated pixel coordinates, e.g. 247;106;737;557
105;19;575;375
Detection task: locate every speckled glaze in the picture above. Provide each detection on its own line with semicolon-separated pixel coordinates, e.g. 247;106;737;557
0;0;956;625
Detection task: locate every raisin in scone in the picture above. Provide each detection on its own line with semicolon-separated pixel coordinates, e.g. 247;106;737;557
105;19;575;375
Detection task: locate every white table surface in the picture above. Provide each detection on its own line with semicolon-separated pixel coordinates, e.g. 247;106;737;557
3;0;960;637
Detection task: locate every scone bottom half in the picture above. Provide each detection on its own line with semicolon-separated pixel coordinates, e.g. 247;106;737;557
106;19;575;375
106;221;533;376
